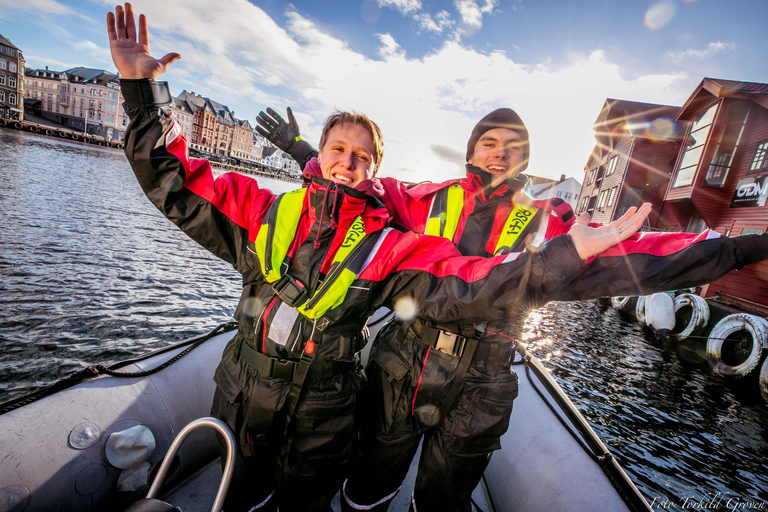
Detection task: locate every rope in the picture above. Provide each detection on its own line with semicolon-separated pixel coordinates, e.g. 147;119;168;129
0;322;237;416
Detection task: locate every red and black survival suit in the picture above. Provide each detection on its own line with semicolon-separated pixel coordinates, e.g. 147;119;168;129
119;79;602;512
342;167;768;512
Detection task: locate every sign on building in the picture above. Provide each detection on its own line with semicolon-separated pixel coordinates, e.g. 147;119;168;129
731;175;768;208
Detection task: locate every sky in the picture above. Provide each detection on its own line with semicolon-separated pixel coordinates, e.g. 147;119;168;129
1;0;767;183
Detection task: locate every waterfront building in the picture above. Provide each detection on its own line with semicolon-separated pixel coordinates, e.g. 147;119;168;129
527;174;582;210
24;66;126;140
577;99;686;226
232;118;256;163
0;33;25;121
578;77;768;309
166;97;194;140
281;152;301;176
261;146;283;170
210;99;235;158
176;91;217;155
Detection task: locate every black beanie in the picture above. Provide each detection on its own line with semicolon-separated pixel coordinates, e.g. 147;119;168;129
466;108;529;170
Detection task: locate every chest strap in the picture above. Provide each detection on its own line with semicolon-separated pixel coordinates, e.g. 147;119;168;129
426;183;540;255
254;189;383;319
493;203;541;255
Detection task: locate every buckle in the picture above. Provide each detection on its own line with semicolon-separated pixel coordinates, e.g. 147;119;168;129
434;330;467;357
270;359;296;381
272;274;309;307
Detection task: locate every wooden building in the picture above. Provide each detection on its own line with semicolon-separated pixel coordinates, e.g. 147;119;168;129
578;78;768;309
577;99;687;226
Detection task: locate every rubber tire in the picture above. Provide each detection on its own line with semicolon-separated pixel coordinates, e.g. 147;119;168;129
45;129;53;136
611;296;637;312
706;313;768;378
759;357;768;403
671;293;710;341
72;134;80;141
635;296;648;326
13;121;22;129
29;126;39;133
0;119;7;127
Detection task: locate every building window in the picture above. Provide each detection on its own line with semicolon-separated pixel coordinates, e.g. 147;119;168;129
0;91;4;102
606;156;618;175
673;102;719;188
0;75;4;86
706;103;751;188
9;93;16;105
597;189;609;209
741;228;764;235
750;141;768;173
8;62;15;73
9;77;16;88
0;60;5;70
607;187;619;207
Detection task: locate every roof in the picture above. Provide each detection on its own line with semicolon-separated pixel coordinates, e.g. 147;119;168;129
593;98;687;144
677;77;768;119
64;67;119;85
262;147;279;158
0;34;20;51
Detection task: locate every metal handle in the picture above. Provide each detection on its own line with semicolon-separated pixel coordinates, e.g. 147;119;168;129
146;417;236;512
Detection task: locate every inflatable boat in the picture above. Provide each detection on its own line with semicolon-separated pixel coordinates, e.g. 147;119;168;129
0;313;652;512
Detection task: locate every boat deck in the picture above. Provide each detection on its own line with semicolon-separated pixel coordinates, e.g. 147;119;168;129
163;442;492;511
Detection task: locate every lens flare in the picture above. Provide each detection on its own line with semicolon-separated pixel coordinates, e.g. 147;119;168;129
394;296;418;322
160;172;184;193
647;118;675;141
644;0;676;30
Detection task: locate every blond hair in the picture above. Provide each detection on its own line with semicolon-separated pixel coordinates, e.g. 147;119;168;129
319;110;385;172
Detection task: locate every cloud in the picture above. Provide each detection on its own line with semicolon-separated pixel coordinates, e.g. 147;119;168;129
413;10;454;34
0;0;94;21
72;40;113;65
68;0;689;183
667;41;736;61
454;0;498;29
376;0;422;16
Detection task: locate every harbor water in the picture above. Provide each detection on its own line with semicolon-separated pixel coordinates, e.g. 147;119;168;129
1;128;766;510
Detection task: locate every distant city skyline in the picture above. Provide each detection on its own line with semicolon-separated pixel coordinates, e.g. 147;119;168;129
2;0;767;183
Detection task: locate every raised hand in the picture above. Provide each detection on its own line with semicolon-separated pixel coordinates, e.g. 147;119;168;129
568;203;652;260
106;3;180;79
256;107;301;152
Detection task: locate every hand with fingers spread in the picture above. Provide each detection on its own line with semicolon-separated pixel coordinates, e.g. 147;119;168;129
256;107;301;152
106;3;180;79
568;203;652;260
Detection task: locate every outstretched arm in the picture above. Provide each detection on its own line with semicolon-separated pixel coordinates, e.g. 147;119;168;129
568;203;652;260
106;2;180;79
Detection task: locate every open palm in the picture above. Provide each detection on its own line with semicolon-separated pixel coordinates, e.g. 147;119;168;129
568;203;652;260
106;3;180;79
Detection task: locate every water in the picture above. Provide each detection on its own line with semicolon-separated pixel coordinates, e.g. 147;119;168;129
1;128;767;510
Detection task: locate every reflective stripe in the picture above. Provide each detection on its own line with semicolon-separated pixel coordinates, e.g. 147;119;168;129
425;183;462;242
247;490;275;511
426;183;539;255
254;189;380;319
254;188;307;283
493;203;539;256
342;479;400;510
298;215;371;319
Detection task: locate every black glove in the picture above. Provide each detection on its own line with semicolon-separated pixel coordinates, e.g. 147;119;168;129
256;107;300;152
255;107;317;170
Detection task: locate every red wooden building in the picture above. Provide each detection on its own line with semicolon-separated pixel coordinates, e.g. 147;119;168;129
578;78;768;309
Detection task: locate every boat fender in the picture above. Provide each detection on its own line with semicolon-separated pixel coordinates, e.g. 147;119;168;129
13;121;22;129
647;293;675;334
610;296;636;312
58;131;67;137
759;356;768;403
706;313;768;378
671;293;710;340
45;129;53;136
29;126;39;133
105;424;157;470
635;296;648;326
0;118;7;127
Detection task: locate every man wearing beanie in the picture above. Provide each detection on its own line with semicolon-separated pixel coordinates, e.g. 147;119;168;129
259;107;579;511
